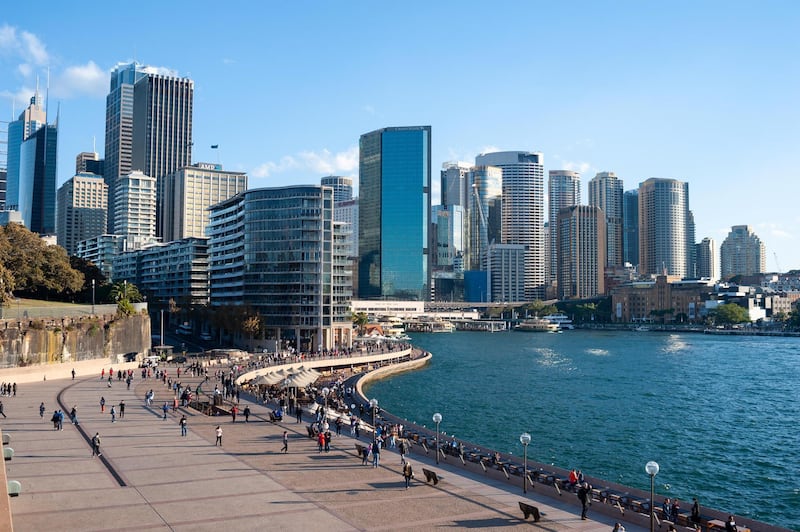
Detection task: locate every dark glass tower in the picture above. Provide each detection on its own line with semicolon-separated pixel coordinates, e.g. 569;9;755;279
358;126;431;300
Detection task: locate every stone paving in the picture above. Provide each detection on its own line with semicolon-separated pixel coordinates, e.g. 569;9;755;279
0;368;645;531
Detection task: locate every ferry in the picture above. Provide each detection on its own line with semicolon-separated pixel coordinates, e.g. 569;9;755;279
515;317;560;333
542;313;575;330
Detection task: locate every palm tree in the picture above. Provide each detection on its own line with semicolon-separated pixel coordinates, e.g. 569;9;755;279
352;312;369;337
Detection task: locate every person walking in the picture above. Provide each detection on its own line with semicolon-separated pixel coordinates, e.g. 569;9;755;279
100;396;105;413
372;440;380;468
110;405;116;423
215;426;223;446
71;368;75;380
243;405;250;423
119;400;125;419
281;430;288;453
399;439;407;465
577;482;591;520
402;461;414;489
39;402;45;419
691;498;701;524
0;400;7;418
162;402;169;420
91;432;102;457
179;415;187;437
70;406;78;425
295;405;302;423
231;404;237;423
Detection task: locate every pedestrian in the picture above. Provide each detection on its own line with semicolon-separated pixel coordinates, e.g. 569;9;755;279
179;415;187;437
39;402;45;419
281;430;288;453
671;499;681;523
119;400;125;419
100;396;105;412
0;400;7;418
399;439;407;465
231;404;237;423
725;515;738;532
51;410;59;430
372;440;380;467
335;417;343;435
243;405;250;423
215;425;223;446
71;368;75;380
70;406;78;425
403;460;414;489
172;396;178;412
613;523;626;532
577;482;591;520
162;402;169;419
324;430;331;452
91;432;102;457
317;430;325;453
56;409;63;430
691;498;701;523
101;368;105;380
296;405;302;423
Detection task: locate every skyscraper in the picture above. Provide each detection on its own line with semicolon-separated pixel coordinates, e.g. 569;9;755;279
466;165;502;271
548;170;581;284
589;172;624;268
441;161;471;208
6;91;46;213
114;171;157;251
76;151;104;176
623;189;639;267
104;63;193;236
358;126;431;300
56;173;108;255
320;176;353;203
720;225;766;279
638;178;691;278
556;205;606;300
475;151;545;299
696;237;718;281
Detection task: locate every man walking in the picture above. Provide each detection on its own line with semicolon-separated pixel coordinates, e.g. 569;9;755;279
91;432;102;457
162;402;169;420
215;426;223;446
119;400;125;419
243;405;250;423
110;405;116;423
281;430;288;453
577;482;591;520
179;415;187;437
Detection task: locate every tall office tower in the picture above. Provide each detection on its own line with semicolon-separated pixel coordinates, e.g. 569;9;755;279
720;225;766;279
56;173;108;255
441;161;471;208
0;169;5;210
76;151;101;175
208;186;352;351
696;237;718;281
638;178;691;278
475;151;545;299
162;163;247;242
686;210;696;277
623;189;639;267
6;91;46;214
358;126;431;300
18;122;57;234
548;170;581;284
320;176;353;203
105;62;193;236
556;205;606;300
487;243;526;303
465;165;502;271
114;171;157;251
589;171;624;267
431;205;464;270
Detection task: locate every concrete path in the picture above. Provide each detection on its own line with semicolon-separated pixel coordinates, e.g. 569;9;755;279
0;371;644;531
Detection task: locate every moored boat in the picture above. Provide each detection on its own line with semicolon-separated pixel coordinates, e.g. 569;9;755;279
515;318;560;333
542;313;575;330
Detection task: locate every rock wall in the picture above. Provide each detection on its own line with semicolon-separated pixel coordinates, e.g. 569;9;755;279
0;312;151;369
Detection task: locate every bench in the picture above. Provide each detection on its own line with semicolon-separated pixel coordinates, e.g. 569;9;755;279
518;501;541;522
3;447;12;461
1;434;9;445
6;480;20;497
421;468;440;485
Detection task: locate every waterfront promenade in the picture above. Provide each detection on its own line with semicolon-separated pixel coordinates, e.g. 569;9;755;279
0;369;641;531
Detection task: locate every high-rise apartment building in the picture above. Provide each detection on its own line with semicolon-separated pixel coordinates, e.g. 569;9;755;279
207;186;352;351
320;176;353;203
556;205;606;300
475;151;545;299
114;171;157;251
358;126;431;301
56;173;108;255
696;237;718;281
548;170;581;284
623;189;639;267
466;165;502;271
334;198;358;258
161;163;247;242
638;178;691;278
487;243;526;303
720;225;766;279
589;172;624;268
441;161;471;208
104;63;193;236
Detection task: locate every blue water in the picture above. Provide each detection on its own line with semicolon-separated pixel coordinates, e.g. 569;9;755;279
364;330;800;530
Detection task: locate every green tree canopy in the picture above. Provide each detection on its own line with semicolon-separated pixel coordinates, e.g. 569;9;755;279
711;303;750;325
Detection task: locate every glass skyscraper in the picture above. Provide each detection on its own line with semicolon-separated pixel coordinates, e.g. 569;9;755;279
358;126;431;301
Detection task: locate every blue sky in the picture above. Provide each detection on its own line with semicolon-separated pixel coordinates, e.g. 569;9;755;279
2;1;800;270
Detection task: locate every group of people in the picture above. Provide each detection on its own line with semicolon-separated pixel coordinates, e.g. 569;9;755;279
0;382;17;396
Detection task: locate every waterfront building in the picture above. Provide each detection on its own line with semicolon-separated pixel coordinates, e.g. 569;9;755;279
112;237;209;309
76;234;124;280
320;176;353;203
611;275;713;323
638;178;692;278
114;171;157;251
548;170;581;285
358;126;431;301
487;243;526;303
104;62;193;236
696;237;718;281
161;163;247;242
623;189;639;267
589;172;624;268
556;205;606;300
441;161;471;208
466;165;502;271
720;225;766;279
475;151;545;299
56;173;108;255
208;186;352;351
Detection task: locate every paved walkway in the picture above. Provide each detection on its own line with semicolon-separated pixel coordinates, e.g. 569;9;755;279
0;371;645;531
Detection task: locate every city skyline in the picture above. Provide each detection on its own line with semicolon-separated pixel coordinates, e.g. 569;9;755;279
2;3;800;269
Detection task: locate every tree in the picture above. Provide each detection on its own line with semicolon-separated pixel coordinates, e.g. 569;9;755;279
110;281;144;316
710;303;750;325
352;312;369;336
242;314;262;341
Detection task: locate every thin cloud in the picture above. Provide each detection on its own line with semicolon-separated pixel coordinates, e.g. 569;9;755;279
53;61;107;98
252;146;358;179
20;30;48;65
0;25;49;66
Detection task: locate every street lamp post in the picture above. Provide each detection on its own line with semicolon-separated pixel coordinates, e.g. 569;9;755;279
91;279;96;315
646;461;660;532
520;432;531;493
369;398;378;443
433;412;442;464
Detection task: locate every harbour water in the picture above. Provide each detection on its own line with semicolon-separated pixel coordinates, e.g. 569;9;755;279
363;330;800;530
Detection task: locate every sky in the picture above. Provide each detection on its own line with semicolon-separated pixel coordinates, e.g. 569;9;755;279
2;1;800;270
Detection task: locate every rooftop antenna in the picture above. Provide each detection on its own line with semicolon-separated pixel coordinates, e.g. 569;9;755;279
92;135;96;154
